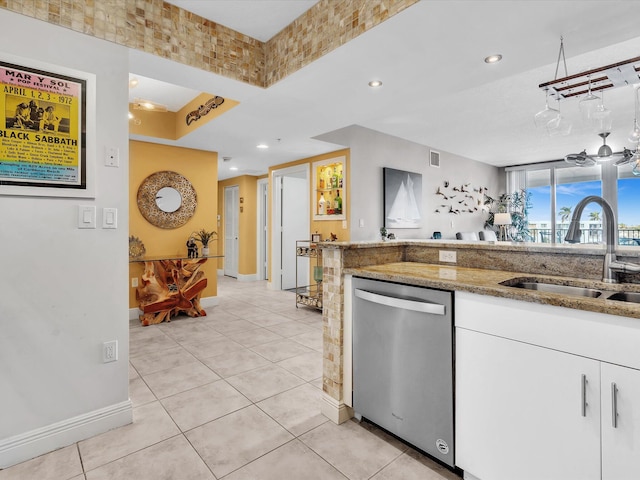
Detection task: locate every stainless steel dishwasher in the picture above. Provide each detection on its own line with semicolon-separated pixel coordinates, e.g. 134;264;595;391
352;277;455;468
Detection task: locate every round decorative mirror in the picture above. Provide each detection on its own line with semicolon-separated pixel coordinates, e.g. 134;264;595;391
155;186;182;213
137;171;197;229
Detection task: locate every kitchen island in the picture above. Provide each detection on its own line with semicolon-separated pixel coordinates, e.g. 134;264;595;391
318;240;640;479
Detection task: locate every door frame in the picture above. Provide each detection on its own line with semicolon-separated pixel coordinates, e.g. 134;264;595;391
271;163;310;290
256;178;269;281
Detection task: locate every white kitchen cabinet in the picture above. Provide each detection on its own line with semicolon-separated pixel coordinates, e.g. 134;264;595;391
455;292;640;480
456;328;601;480
601;363;640;480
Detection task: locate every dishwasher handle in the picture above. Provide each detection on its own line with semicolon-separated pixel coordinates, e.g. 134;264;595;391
354;288;446;315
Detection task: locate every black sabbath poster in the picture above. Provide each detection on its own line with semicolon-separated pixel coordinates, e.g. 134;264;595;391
0;59;86;189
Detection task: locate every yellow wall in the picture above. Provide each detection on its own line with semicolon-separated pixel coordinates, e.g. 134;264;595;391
217;175;260;276
267;148;350;281
129;94;239;141
129;140;218;308
176;93;239;139
129;109;177;139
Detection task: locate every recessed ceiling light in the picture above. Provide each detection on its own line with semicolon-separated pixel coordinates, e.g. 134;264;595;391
230;166;238;171
368;80;383;88
129;77;138;88
128;112;134;119
256;143;269;149
484;54;503;64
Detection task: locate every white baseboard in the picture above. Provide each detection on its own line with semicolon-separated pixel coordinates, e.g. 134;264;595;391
237;273;257;282
129;307;140;321
200;296;219;309
0;400;132;469
320;392;353;425
463;472;482;480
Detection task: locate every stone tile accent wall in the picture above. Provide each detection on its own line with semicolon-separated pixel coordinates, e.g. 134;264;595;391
0;0;418;88
0;0;264;86
264;0;419;86
321;247;344;400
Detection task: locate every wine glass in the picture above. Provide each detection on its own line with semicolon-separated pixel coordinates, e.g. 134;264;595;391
534;89;559;129
579;76;600;120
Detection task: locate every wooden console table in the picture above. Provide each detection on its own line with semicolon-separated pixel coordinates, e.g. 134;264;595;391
130;255;219;326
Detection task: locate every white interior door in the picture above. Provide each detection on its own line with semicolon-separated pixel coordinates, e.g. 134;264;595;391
281;175;309;290
224;185;239;277
272;164;309;291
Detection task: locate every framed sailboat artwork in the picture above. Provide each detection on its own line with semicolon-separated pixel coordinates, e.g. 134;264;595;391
383;167;422;229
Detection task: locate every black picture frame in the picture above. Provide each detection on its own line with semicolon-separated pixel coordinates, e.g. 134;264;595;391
383;167;423;229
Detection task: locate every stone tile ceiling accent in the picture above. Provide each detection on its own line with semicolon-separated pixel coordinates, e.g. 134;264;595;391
265;0;418;86
0;0;418;88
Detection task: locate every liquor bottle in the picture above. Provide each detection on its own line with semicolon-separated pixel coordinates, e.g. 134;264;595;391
331;172;338;188
335;190;342;214
319;167;325;189
318;193;326;215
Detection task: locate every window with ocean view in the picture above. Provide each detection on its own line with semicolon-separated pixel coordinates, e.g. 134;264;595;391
507;161;637;245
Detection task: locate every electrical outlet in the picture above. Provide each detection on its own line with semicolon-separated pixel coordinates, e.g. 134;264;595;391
439;250;457;263
131;277;138;288
103;340;118;363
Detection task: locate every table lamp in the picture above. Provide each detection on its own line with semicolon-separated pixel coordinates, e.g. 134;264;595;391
494;213;512;241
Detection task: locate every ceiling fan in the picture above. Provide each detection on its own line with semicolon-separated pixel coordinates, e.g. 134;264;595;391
565;132;634;167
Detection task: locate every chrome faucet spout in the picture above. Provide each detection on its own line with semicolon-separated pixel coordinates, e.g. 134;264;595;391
564;195;616;253
564;195;619;282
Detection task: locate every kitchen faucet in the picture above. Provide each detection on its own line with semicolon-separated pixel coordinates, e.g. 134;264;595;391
565;195;640;283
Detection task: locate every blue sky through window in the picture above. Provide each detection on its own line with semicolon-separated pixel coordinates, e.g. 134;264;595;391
528;179;640;227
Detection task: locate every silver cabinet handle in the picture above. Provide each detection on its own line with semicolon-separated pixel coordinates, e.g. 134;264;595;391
354;289;445;315
611;382;618;428
581;374;588;417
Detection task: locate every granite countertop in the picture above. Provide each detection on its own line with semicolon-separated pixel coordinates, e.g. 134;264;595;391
323;239;640;258
346;262;640;320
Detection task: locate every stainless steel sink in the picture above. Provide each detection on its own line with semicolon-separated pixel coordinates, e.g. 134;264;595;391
500;279;602;298
606;291;640;303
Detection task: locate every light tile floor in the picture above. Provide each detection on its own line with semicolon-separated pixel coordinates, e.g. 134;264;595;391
0;276;461;480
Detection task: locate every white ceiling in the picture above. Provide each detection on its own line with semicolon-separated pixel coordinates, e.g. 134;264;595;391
130;1;640;180
166;0;319;42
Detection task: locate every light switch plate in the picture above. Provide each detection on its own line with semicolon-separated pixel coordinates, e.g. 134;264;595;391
102;207;118;229
78;205;96;229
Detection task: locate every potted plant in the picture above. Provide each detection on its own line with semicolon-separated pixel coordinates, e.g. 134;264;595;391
484;190;532;242
192;228;217;256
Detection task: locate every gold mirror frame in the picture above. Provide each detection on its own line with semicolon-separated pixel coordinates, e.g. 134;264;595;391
137;171;197;229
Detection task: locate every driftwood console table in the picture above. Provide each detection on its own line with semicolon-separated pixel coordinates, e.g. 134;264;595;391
131;255;219;326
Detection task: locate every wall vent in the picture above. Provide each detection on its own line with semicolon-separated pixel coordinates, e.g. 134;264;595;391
430;150;440;168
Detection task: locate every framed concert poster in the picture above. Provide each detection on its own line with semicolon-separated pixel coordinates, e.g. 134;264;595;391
0;54;95;197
